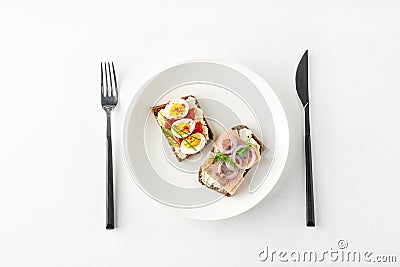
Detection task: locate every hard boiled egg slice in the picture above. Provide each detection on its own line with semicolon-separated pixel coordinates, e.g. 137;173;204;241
171;118;195;138
163;98;189;119
180;133;206;155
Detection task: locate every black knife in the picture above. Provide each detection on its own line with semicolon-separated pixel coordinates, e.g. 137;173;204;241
295;50;315;227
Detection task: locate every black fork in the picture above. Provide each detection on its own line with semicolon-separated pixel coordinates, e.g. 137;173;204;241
101;62;118;230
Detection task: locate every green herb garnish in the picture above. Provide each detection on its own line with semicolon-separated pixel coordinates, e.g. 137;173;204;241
210;152;238;169
173;127;201;140
159;113;197;151
236;139;252;156
159;113;200;141
161;126;179;147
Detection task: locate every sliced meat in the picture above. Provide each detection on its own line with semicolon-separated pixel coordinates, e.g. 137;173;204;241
214;129;245;154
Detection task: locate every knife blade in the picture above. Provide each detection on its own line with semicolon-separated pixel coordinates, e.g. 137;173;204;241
295;50;316;227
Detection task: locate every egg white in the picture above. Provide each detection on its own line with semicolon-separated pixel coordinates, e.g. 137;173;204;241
171;118;195;138
163;98;189;119
180;133;206;155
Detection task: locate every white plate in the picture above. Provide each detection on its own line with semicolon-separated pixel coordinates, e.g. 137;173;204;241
123;60;289;220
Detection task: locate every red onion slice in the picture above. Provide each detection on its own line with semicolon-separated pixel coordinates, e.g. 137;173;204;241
232;145;248;169
217;162;239;180
217;135;237;154
233;145;257;169
227;154;244;170
246;147;257;168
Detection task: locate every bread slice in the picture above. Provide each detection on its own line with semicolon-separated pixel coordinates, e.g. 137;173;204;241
151;95;214;162
198;125;266;196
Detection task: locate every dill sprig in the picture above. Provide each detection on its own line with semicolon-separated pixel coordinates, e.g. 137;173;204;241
236;139;252;156
210;152;238;169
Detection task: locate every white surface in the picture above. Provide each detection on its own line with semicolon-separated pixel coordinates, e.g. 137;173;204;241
123;60;289;219
0;1;399;266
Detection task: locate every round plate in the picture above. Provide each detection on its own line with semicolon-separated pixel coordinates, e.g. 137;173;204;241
123;60;289;220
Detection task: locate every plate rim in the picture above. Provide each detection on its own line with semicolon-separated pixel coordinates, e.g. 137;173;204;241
123;59;289;220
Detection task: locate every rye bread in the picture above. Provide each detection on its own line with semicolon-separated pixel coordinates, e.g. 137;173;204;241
151;95;214;162
198;125;266;197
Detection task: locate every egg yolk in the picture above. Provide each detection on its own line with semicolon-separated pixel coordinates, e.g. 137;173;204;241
175;122;191;135
169;103;186;117
184;134;201;149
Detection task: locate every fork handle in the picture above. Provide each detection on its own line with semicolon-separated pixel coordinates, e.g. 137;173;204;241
106;112;114;229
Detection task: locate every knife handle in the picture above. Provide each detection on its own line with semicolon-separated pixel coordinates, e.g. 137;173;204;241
305;105;315;227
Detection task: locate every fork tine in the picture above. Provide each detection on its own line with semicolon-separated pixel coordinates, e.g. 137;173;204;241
104;62;109;96
107;62;113;96
111;62;118;96
101;62;104;96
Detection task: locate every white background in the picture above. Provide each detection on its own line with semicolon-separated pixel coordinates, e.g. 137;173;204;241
1;1;399;266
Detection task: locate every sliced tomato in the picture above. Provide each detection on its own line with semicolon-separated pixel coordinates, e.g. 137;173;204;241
165;118;176;130
194;121;203;134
